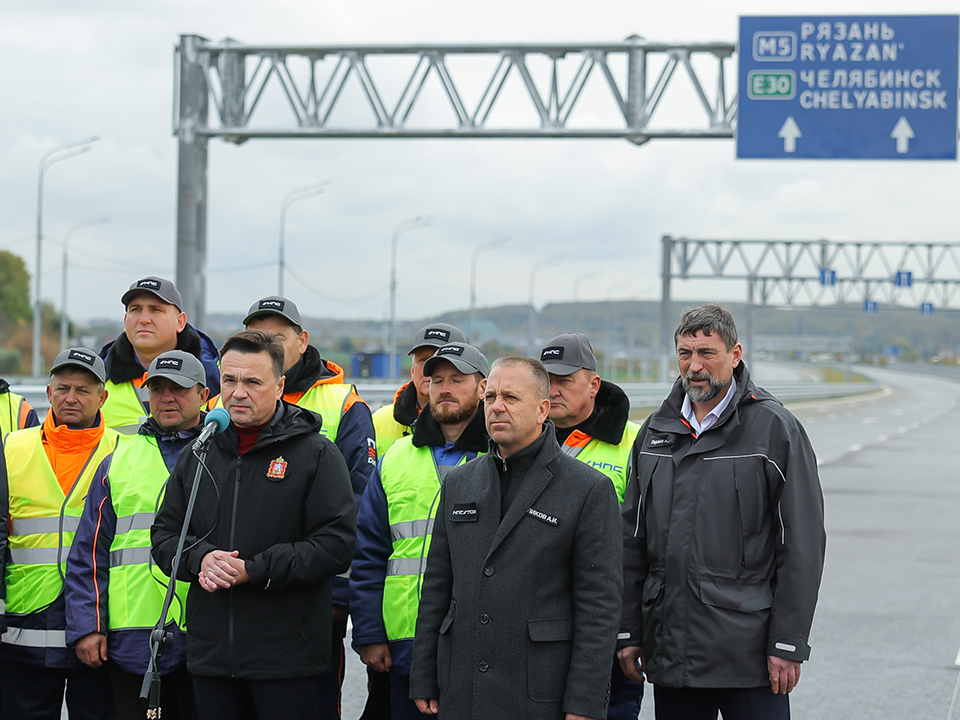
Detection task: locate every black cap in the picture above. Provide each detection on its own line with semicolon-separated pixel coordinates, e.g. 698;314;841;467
423;343;489;378
121;277;183;311
539;333;597;376
243;296;304;328
50;347;107;383
408;323;467;355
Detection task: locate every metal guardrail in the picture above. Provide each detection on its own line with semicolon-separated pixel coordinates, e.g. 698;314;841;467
356;380;878;411
10;379;878;417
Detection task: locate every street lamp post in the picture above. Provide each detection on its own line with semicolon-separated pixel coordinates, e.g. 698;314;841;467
61;218;109;351
34;137;98;377
527;256;562;355
604;281;632;378
573;270;602;301
470;237;509;342
389;215;434;380
279;181;329;296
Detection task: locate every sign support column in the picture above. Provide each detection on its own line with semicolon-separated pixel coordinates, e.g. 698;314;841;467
175;35;210;328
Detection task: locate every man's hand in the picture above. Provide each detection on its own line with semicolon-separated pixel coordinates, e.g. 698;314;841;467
414;698;439;715
768;655;801;694
200;549;249;592
360;643;393;673
617;645;646;683
565;715;598;720
76;632;108;668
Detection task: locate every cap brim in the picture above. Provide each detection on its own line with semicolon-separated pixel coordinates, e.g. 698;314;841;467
423;356;483;377
408;340;447;355
121;288;180;310
243;310;299;327
50;361;106;383
541;362;583;376
146;371;203;388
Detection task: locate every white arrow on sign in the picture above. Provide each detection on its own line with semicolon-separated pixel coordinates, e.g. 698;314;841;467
778;116;802;153
891;117;915;154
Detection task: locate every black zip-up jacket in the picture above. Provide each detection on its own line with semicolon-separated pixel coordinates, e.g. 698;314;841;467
619;362;825;688
151;401;356;679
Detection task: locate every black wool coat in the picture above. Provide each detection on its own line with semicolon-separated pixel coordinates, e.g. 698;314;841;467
409;423;623;720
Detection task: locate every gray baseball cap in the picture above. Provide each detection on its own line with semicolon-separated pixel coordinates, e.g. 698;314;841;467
121;277;184;311
146;350;207;389
50;347;107;383
243;296;304;328
423;343;489;378
408;323;467;355
539;333;597;376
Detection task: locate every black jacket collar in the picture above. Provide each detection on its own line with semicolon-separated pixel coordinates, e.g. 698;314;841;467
217;400;323;453
392;381;421;427
411;401;488;453
650;362;776;435
283;345;336;395
556;379;631;445
103;326;204;384
138;414;206;441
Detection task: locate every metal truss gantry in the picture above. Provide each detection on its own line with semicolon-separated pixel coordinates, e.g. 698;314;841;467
659;235;960;380
174;35;737;324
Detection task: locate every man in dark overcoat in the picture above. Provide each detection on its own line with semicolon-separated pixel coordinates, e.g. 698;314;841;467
409;356;622;720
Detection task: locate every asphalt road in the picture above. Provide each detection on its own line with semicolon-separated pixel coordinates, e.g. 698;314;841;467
338;365;960;719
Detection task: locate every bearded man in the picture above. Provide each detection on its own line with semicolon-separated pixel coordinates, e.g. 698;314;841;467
618;304;826;720
350;342;488;720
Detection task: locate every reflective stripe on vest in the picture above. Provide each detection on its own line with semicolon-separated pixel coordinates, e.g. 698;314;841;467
4;426;118;615
381;438;476;641
1;627;67;649
105;435;189;632
390;518;435;544
102;380;149;435
9;515;81;536
211;382;354;443
560;420;640;504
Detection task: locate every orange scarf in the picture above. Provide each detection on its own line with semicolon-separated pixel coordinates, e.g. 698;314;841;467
41;410;106;495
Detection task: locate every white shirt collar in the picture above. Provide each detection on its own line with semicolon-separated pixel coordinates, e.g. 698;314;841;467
681;375;737;436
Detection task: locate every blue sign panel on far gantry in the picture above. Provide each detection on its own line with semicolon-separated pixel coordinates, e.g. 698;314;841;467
738;16;959;159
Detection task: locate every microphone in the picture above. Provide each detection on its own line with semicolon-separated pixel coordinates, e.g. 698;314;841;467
194;407;231;449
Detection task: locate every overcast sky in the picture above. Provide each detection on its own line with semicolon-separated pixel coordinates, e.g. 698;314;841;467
1;1;958;328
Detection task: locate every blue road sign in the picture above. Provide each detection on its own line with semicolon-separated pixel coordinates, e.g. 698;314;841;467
895;270;913;287
864;300;878;314
920;302;935;315
738;16;959;159
820;269;837;286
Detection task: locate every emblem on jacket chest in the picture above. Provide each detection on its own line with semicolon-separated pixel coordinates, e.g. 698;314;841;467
266;457;288;479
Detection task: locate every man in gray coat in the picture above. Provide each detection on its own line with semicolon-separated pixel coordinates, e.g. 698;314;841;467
618;304;826;720
410;357;622;720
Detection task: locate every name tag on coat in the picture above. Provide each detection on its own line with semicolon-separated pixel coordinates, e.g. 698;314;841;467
451;502;478;521
527;507;559;526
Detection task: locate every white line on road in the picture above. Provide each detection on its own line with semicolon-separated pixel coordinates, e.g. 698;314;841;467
862;417;878;424
878;435;889;442
848;444;863;452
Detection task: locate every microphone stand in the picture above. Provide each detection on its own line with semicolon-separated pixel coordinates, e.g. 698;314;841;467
140;435;214;718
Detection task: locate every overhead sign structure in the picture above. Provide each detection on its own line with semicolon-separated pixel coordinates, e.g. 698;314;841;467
738;15;959;159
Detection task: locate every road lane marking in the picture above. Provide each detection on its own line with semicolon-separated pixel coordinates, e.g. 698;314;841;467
848;444;863;452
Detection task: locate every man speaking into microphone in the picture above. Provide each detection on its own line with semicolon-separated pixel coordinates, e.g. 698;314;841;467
152;330;356;720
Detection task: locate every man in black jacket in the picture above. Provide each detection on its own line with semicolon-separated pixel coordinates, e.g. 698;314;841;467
410;357;622;720
152;330;356;720
618;304;825;720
